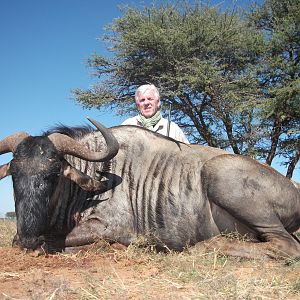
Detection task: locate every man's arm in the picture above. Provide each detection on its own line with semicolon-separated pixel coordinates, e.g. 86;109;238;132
170;122;189;144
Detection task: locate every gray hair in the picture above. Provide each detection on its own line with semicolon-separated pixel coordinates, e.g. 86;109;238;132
135;84;160;102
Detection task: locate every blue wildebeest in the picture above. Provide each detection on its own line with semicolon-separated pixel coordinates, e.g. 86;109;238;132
0;118;300;260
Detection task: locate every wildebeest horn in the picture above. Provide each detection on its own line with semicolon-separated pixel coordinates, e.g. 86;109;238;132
0;132;29;181
62;161;108;192
48;118;119;162
0;132;29;155
0;163;11;180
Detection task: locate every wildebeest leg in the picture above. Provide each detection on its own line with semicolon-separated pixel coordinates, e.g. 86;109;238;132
210;204;300;259
193;235;300;260
65;219;106;247
210;201;300;259
261;232;300;259
65;218;133;248
192;236;272;260
203;155;300;260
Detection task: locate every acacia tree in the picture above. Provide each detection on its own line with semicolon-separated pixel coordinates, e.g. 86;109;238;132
73;1;299;176
5;211;16;219
248;0;300;177
73;2;264;149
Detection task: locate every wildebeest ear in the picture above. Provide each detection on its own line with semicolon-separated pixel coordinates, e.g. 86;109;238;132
0;163;11;180
62;161;108;192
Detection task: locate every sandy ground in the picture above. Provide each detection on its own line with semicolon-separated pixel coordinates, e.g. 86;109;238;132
1;243;300;300
0;245;203;300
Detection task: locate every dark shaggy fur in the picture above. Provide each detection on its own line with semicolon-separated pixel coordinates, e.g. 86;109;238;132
43;124;94;139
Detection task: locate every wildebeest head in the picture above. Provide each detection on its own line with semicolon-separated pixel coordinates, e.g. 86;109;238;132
0;118;119;251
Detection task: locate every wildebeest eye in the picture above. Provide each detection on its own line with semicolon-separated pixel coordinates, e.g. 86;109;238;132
47;157;57;162
35;182;45;189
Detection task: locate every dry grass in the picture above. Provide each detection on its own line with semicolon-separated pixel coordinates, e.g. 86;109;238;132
0;218;16;247
72;242;300;299
0;219;299;299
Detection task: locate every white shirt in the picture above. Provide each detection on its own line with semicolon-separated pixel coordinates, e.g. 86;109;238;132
122;116;189;144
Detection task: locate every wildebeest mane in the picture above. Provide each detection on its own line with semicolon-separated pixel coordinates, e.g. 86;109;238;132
43;124;94;139
112;124;184;145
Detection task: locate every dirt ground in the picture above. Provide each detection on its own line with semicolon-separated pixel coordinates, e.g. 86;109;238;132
0;244;217;300
0;245;163;300
0;243;300;300
0;220;300;300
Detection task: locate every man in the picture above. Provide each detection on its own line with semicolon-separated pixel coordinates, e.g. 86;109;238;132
122;84;189;143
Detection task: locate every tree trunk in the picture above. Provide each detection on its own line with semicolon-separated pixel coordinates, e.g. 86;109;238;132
286;149;300;179
266;117;282;165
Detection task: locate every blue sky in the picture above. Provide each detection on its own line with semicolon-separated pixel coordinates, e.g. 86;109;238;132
0;0;129;214
0;0;298;215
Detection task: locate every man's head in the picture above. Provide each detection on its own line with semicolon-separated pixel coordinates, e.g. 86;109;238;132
135;84;161;118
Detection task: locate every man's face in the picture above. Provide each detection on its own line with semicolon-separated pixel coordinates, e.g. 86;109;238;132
136;90;160;118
